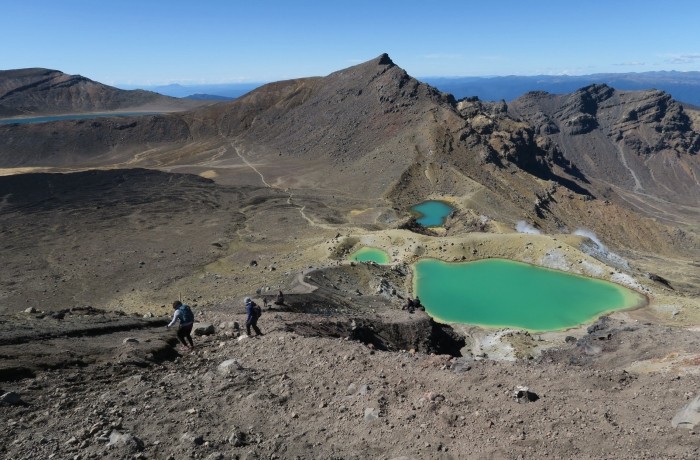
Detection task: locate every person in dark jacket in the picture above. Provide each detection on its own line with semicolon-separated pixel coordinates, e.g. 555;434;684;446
245;297;263;337
413;297;424;311
167;300;195;349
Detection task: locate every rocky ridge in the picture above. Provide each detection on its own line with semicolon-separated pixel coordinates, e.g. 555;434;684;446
0;68;200;117
509;84;700;207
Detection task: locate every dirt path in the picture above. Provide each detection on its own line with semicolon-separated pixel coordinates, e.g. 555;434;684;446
219;133;341;231
616;140;644;192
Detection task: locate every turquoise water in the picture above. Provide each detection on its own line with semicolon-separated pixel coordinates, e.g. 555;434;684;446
411;200;454;227
413;258;646;331
0;112;160;125
349;247;391;264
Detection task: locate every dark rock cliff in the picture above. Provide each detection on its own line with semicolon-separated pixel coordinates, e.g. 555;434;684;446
510;85;700;205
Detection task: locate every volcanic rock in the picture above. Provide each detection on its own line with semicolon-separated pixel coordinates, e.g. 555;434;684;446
0;391;21;405
193;323;215;336
672;395;700;429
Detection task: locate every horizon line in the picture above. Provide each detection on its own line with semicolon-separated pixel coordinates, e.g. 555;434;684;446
112;68;700;88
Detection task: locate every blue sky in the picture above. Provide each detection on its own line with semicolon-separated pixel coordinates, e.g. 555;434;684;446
2;0;699;85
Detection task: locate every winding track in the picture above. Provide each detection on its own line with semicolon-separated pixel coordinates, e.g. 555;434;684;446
231;143;272;188
615;140;644;192
218;132;336;230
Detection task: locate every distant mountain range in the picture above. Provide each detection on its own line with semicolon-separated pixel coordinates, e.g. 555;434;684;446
123;71;700;106
423;71;700;106
119;83;261;100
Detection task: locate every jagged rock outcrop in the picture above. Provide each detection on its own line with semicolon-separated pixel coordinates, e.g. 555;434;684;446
560;84;613;135
510;84;700;206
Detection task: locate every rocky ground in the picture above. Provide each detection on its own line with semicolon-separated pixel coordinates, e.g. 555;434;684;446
2;55;700;459
2;165;700;459
2;296;700;460
2;251;700;459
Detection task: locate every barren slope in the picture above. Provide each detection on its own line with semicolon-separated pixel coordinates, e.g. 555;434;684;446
1;56;700;460
509;85;700;211
0;68;200;116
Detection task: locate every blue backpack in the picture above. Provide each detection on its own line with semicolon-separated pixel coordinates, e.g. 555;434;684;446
178;305;194;324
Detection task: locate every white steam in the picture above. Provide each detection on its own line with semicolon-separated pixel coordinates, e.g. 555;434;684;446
573;229;605;250
574;229;629;270
515;221;541;234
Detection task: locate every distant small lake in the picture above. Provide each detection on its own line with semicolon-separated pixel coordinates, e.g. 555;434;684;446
349;247;390;264
411;200;454;227
0;112;160;125
413;258;646;331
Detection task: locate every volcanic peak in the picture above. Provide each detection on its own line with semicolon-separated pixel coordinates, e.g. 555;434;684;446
376;52;396;67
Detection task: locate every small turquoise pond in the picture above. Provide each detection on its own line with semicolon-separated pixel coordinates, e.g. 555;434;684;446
411;200;454;227
349;247;390;264
413;258;646;331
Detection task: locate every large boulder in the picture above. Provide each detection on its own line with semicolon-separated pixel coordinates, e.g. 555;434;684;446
106;431;144;451
0;391;22;405
193;322;215;336
217;359;243;376
513;385;539;403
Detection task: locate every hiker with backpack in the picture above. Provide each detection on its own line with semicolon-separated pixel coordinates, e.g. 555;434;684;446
274;290;285;306
402;297;415;313
413;297;425;311
244;297;263;337
167;300;195;349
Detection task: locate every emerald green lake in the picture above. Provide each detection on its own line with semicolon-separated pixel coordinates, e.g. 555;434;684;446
349;247;390;264
411;200;454;227
413;258;646;331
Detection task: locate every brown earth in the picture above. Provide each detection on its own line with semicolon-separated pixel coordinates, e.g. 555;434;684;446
2;286;700;459
1;55;700;459
0;164;698;459
0;68;204;117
